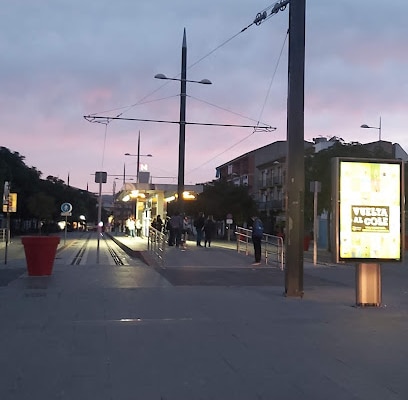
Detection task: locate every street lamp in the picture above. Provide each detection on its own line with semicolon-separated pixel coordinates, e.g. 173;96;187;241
154;28;212;213
360;117;382;141
124;131;152;183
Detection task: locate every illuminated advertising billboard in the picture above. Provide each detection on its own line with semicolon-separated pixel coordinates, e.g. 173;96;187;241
332;158;404;263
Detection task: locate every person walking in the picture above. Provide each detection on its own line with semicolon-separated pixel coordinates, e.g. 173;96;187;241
194;212;205;247
251;215;264;265
203;215;216;247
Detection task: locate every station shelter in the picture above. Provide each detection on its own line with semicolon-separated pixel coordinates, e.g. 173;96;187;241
114;180;203;236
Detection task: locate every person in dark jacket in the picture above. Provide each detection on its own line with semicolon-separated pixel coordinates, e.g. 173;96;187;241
203;215;216;247
156;215;163;232
251;216;264;265
170;212;183;247
194;212;205;247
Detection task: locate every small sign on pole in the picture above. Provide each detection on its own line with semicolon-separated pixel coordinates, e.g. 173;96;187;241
61;203;73;245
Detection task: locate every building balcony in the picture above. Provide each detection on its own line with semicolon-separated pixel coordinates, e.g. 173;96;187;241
258;177;283;188
257;199;284;211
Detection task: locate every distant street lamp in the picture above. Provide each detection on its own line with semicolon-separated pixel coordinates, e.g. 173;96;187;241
361;117;382;141
154;28;212;212
124;131;152;183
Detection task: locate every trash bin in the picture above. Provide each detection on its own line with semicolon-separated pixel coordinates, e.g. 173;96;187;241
21;236;60;276
355;263;381;307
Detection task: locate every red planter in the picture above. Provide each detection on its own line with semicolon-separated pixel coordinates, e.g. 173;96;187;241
21;236;60;276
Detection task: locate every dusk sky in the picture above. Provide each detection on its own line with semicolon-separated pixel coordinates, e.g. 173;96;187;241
1;1;408;195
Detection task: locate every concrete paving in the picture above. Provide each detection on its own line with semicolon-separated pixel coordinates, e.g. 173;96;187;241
0;233;407;399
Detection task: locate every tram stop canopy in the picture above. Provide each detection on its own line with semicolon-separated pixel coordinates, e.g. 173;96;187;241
115;181;203;221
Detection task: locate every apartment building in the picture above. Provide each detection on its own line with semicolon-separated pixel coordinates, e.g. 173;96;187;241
216;137;407;232
216;140;313;225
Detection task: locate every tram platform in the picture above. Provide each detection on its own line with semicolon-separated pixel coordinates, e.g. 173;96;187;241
0;232;407;399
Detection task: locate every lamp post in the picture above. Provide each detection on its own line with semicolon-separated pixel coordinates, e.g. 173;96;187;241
154;28;212;213
360;117;382;141
124;131;152;183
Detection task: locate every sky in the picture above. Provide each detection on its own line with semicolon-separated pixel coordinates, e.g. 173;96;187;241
1;0;408;195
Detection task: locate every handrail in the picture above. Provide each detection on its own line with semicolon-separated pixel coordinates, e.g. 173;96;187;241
147;227;167;265
235;226;284;270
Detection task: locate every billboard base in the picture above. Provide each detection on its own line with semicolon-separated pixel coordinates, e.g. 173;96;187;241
355;263;381;307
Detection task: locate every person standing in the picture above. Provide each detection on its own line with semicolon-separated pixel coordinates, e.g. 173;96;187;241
135;219;142;237
194;212;205;247
251;216;264;265
203;215;216;247
156;215;163;233
128;217;136;238
166;216;174;246
170;212;183;247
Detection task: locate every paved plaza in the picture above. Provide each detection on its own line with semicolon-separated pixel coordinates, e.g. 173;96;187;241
0;234;407;399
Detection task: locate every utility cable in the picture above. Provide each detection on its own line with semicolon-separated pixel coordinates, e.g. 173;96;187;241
256;28;289;128
186;131;256;177
86;1;288;119
100;120;109;169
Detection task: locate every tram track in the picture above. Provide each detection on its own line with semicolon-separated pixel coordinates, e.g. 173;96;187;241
70;233;92;265
69;232;125;266
103;234;125;265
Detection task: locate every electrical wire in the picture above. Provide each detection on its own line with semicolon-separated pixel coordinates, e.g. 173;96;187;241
86;2;286;119
87;2;290;179
186;27;289;177
256;29;289;128
187;95;266;126
100;120;109;169
186;131;256;177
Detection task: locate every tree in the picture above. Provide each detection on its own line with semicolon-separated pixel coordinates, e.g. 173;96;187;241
27;192;56;234
0;146;98;233
187;180;257;225
304;141;395;220
304;140;397;249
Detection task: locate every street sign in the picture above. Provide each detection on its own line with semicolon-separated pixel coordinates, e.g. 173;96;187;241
2;193;17;213
3;181;9;205
95;171;107;183
61;203;73;213
61;212;72;217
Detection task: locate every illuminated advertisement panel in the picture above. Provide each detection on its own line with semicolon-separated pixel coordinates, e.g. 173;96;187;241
332;158;404;262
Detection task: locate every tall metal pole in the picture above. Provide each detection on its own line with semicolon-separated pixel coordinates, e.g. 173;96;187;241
178;28;187;214
285;0;306;297
137;130;141;183
136;130;141;221
379;116;382;141
96;177;102;264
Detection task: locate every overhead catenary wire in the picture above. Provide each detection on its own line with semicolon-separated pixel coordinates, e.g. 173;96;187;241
255;28;289;128
85;1;288;119
187;25;289;176
85;1;290;179
186;131;256;177
84;115;274;131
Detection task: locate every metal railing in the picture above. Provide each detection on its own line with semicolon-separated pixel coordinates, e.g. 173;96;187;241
147;227;167;265
235;226;284;270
